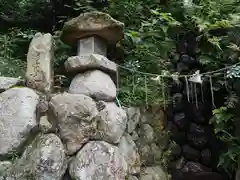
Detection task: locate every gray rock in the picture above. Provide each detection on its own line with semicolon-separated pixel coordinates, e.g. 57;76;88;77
39;116;53;133
140;166;167;180
65;54;117;74
151;144;162;163
49;93;98;155
118;133;141;175
128;176;139;180
0;77;22;92
0;161;12;174
0;87;39;155
131;131;139;141
37;93;50;115
60;11;124;45
168;157;186;170
137;142;163;165
69;70;116;101
127;107;141;133
69;141;128;180
26;33;54;93
139;124;154;143
1;134;66;180
94;101;127;144
182;161;211;173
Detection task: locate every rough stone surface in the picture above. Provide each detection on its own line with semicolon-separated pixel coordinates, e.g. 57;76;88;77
37;93;50;115
1;134;66;180
69;141;128;180
182;161;211;173
49;93;98;155
131;131;139;141
187;133;208;149
173;112;187;130
60;11;124;45
128;176;139;180
140;166;167;180
137;142;163;165
182;144;200;161
139;124;154;143
168;157;186;170
200;149;212;166
0;77;22;92
39;116;53;133
127;107;141;133
118;133;140;174
0;161;12;174
26;32;54;93
77;36;107;56
0;87;39;155
94;101;127;144
65;54;117;74
69;70;116;101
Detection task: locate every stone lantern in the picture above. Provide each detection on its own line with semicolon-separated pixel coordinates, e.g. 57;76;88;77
60;11;124;101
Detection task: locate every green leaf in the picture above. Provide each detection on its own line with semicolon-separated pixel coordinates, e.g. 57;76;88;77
208;36;222;50
198;55;213;65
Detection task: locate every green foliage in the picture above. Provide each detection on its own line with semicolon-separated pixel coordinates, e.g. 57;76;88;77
105;1;181;105
0;28;36;77
210;86;240;176
210;105;240;176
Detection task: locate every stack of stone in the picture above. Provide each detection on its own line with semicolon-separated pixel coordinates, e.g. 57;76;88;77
0;11;169;180
54;11;133;179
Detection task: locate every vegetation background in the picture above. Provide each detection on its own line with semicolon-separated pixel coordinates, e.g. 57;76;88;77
1;0;240;178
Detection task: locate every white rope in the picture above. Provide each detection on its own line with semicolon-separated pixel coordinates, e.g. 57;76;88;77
209;76;216;108
190;82;194;103
117;61;240;78
194;83;198;109
185;76;190;102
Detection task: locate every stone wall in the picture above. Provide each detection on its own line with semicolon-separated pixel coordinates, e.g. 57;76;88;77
0;11;169;180
167;32;226;180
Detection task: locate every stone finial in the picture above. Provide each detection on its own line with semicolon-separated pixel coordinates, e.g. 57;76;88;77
26;32;54;93
60;11;125;45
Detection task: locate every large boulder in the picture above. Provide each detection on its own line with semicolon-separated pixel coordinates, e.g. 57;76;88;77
0;87;39;155
140;166;168;180
69;70;116;101
0;76;22;92
26;32;54;93
49;93;98;155
118;133;141;174
0;134;66;180
94;101;127;144
0;161;12;174
69;141;128;180
60;11;124;45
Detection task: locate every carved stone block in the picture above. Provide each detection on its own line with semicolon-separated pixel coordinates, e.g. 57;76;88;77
77;36;107;57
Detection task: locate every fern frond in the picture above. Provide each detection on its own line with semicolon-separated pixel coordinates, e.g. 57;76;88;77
225;91;239;108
